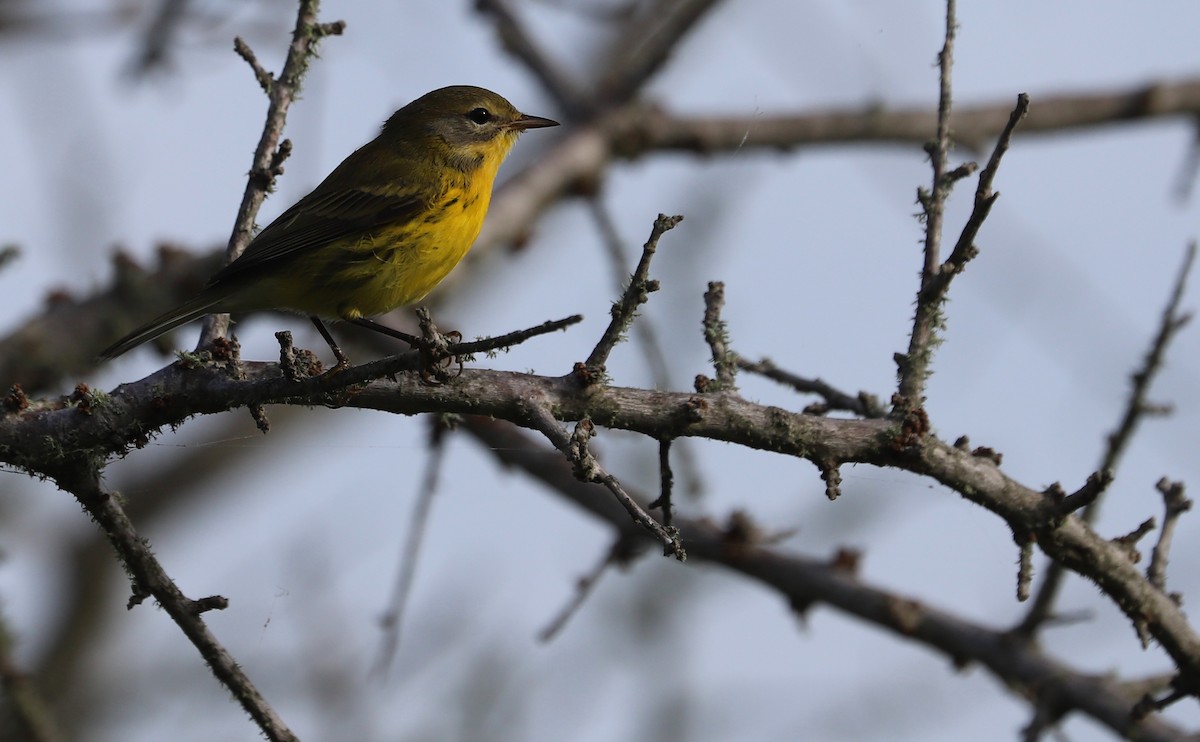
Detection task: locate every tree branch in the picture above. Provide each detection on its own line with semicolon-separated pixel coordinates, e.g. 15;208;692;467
4;348;1199;694
53;463;296;741
1018;242;1195;636
198;0;345;349
460;417;1188;742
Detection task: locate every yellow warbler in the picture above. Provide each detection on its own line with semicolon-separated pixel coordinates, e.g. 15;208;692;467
101;85;558;366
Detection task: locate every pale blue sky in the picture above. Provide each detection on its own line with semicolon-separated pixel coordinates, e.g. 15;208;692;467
2;2;1199;740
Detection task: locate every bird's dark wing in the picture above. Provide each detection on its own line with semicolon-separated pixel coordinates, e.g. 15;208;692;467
209;183;427;285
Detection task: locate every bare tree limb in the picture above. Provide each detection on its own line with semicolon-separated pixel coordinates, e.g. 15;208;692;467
54;463;296;742
1018;243;1195;636
5;342;1199;693
460;417;1188;742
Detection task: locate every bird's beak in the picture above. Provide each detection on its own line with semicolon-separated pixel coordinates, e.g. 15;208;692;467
507;114;559;131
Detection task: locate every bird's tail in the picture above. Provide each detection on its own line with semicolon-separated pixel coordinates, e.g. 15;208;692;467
99;291;229;360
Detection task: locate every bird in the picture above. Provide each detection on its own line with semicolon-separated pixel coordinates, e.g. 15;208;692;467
100;85;558;368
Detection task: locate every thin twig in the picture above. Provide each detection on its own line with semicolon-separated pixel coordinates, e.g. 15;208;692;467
459;417;1188;742
584;213;683;373
1018;243;1195;635
60;463;296;741
525;409;685;560
897;54;1028;416
374;417;449;677
1057;470;1115;516
589;200;676;389
1098;242;1195;486
452;314;583;357
649;438;675;526
934;93;1030;288
538;537;634;642
233;36;272;93
589;199;704;496
736;356;886;418
198;0;345;349
894;0;958;411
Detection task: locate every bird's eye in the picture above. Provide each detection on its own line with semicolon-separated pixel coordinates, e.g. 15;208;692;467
467;107;492;125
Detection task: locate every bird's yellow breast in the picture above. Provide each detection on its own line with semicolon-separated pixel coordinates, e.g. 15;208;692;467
270;136;514;320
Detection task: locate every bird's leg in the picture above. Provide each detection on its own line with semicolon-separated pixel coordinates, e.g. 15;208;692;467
415;309;463;384
310;316;352;371
348;314;463;383
348;317;421;348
